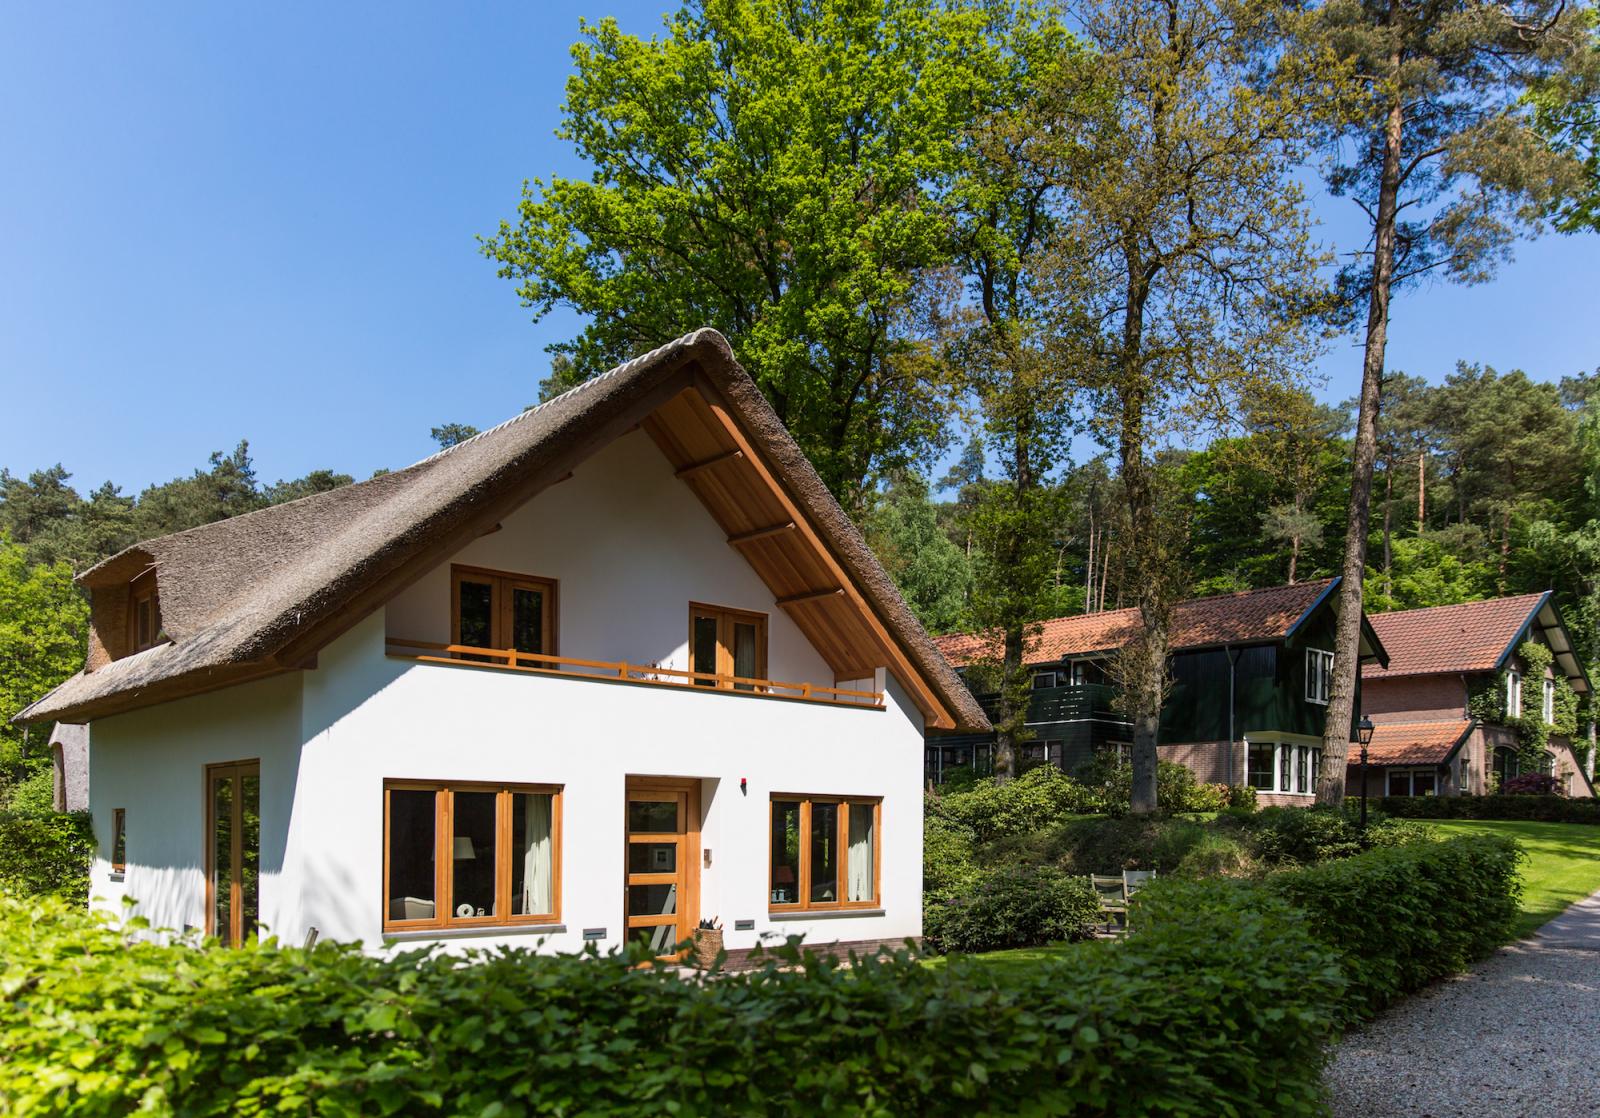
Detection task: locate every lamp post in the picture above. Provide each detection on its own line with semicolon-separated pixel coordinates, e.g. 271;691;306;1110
1356;716;1376;832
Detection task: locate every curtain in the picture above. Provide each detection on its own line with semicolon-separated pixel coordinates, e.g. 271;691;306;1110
847;804;875;903
521;794;553;915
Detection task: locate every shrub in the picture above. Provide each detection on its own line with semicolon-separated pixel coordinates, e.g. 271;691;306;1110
1376;794;1600;824
1363;817;1439;848
1265;834;1522;1024
1219;806;1361;866
1223;784;1258;811
1079;754;1220;814
1184;782;1232;813
1503;772;1562;796
923;865;1102;954
0;888;1341;1117
1172;831;1258;878
922;806;980;901
933;764;1095;843
0;807;93;903
1046;815;1209;875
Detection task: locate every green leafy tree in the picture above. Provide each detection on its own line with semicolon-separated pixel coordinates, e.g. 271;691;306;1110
1292;0;1596;804
482;0;1007;506
1531;11;1600;231
262;469;356;506
1363;534;1495;610
131;441;264;539
430;423;480;450
0;535;88;765
860;472;973;633
1040;0;1334;812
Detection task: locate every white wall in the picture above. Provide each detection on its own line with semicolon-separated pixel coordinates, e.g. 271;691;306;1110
86;672;302;938
87;428;930;955
385;429;835;689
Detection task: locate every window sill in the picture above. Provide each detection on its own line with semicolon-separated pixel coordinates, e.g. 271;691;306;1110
383;923;566;943
108;872;125;883
767;907;884;921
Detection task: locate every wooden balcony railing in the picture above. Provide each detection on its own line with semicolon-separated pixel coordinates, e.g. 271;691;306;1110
385;638;884;709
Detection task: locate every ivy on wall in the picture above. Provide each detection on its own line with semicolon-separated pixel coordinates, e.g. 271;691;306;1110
1465;641;1581;771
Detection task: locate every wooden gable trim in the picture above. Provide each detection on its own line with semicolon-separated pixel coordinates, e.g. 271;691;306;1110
657;375;955;730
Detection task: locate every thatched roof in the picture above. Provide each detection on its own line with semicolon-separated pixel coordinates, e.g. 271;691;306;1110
17;329;987;732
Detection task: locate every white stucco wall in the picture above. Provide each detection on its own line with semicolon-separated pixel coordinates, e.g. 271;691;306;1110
385;429;835;690
86;428;928;956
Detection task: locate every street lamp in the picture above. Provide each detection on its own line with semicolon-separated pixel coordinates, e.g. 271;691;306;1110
1356;716;1376;832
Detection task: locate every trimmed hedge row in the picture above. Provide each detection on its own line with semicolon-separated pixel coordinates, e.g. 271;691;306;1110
0;886;1340;1117
1262;833;1522;1024
1377;794;1600;824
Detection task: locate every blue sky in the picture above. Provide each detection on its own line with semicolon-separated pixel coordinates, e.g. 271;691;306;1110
2;2;1596;496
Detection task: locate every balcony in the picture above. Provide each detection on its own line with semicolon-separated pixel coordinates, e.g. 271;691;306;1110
384;638;885;710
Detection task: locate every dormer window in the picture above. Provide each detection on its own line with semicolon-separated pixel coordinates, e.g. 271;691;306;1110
129;572;161;653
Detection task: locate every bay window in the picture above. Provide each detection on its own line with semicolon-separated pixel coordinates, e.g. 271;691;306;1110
384;781;561;932
769;795;880;910
1244;739;1321;796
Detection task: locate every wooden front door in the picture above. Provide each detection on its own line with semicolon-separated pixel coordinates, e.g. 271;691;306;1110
205;760;260;947
624;778;699;957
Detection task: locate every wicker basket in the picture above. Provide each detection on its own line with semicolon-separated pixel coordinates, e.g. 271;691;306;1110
692;927;724;969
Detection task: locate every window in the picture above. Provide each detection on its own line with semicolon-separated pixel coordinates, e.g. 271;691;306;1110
769;795;879;910
451;566;555;659
1305;649;1334;705
110;808;126;874
383;781;561;932
1506;671;1523;718
689;604;767;690
1543;678;1556;724
1032;671;1058;690
1246;740;1321;795
128;571;161;653
1387;768;1438;797
1071;662;1090;686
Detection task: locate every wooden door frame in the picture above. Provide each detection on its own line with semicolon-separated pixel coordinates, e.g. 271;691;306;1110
623;776;701;955
203;759;260;947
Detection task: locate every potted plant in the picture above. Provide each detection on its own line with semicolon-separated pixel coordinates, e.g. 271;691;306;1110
693;917;723;968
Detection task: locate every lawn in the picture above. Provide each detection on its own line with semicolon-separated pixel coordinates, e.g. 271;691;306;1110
1429;819;1600;938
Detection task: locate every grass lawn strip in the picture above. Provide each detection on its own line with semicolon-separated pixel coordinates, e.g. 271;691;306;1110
1428;819;1600;938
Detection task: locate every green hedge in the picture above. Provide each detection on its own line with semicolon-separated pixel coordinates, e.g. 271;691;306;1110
923;864;1102;953
0;887;1342;1117
0;808;93;903
1376;794;1600;824
1264;834;1522;1024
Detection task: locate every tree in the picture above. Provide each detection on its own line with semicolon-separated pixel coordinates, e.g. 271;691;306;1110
942;7;1086;783
1531;11;1600;231
262;469;356;506
430;424;480;450
482;0;1013;507
0;535;88;766
860;472;973;633
1040;0;1332;811
1295;0;1596;805
131;442;263;539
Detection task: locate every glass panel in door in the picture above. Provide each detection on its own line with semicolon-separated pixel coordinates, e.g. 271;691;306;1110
207;761;260;948
509;585;546;656
732;621;758;691
624;786;690;959
691;614;719;686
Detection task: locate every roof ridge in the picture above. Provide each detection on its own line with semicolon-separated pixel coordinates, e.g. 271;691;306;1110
1372;591;1548;620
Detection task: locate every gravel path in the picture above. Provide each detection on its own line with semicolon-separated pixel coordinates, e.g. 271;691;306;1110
1326;891;1600;1118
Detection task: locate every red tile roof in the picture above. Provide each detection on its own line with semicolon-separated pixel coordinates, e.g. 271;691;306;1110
935;579;1337;667
1347;719;1474;766
1365;594;1546;680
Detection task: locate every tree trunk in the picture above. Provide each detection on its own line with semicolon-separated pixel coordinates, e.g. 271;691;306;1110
1416;449;1425;534
993;622;1024;784
1288;534;1300;584
1382;467;1393;600
1318;78;1404;806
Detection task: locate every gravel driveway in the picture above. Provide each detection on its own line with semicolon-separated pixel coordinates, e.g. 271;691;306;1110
1326;890;1600;1118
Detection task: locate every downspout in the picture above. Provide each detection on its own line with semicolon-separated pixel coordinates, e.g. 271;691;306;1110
1226;645;1241;786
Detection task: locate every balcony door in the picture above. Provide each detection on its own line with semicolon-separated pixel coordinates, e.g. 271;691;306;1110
205;760;260;947
624;778;700;958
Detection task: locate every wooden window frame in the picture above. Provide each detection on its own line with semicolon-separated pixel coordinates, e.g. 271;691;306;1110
450;564;558;656
128;570;162;654
1305;649;1334;705
382;779;564;934
110;807;126;873
1506;670;1523;718
204;759;260;948
768;794;881;913
688;602;768;689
